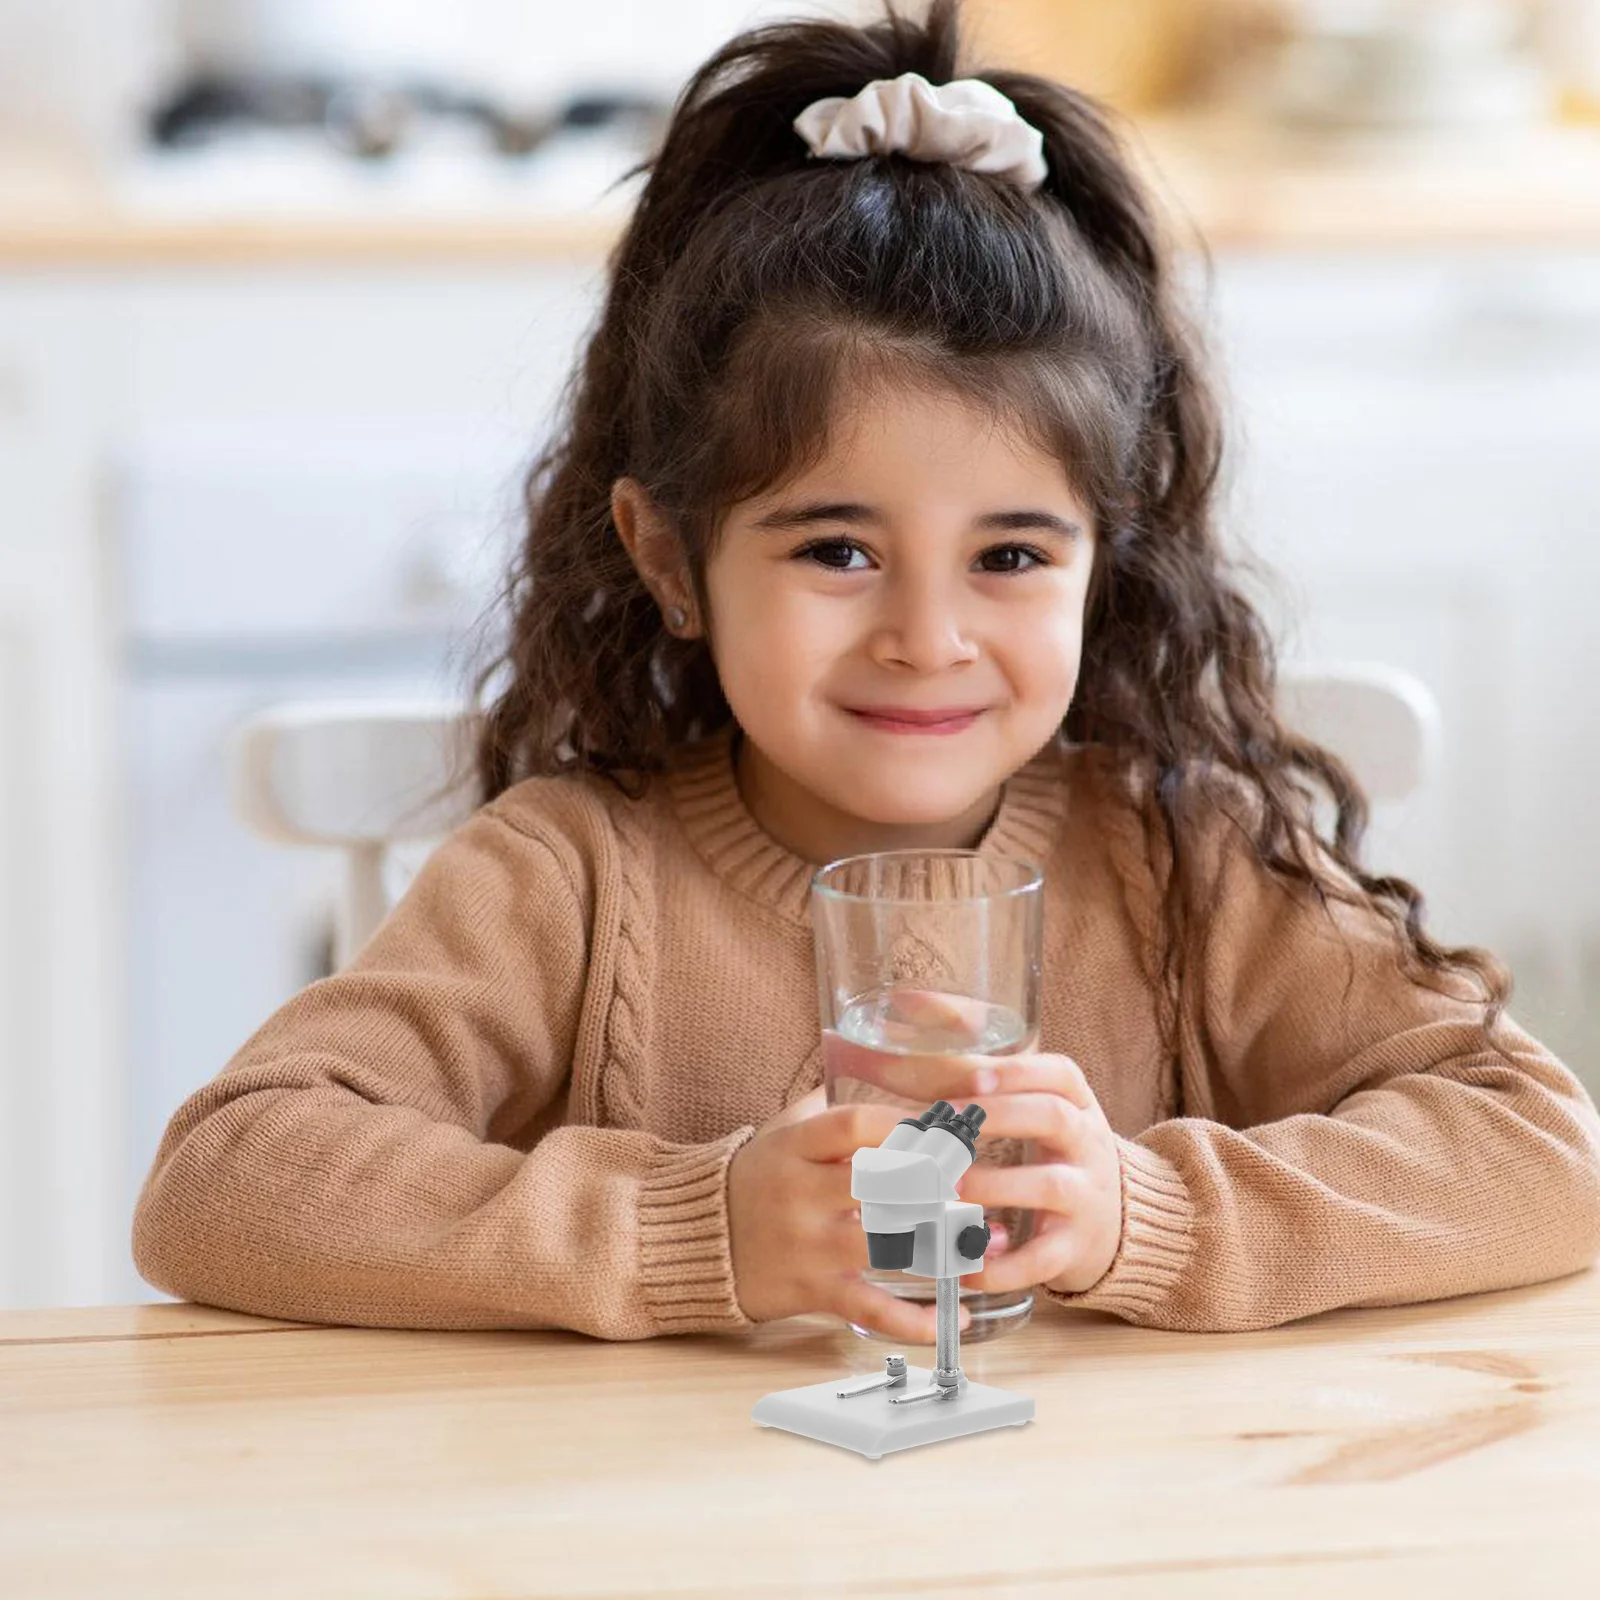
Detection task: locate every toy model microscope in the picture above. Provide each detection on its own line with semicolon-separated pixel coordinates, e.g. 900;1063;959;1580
752;1100;1035;1459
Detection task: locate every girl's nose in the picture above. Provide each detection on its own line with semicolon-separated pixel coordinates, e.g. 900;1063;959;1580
869;577;979;673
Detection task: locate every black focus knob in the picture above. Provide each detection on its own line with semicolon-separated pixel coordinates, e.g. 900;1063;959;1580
957;1223;991;1260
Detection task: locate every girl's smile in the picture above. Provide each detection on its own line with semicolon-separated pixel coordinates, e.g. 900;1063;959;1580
843;706;986;734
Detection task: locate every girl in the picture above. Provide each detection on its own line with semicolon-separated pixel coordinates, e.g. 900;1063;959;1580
133;0;1600;1347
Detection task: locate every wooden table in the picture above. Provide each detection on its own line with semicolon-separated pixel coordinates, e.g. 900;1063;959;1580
4;1272;1599;1597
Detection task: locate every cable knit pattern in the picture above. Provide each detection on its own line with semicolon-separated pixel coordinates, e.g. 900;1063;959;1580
599;789;656;1129
1092;758;1178;1023
131;719;1600;1339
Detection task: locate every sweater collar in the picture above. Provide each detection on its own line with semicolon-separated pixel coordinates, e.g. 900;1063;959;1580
665;720;1071;926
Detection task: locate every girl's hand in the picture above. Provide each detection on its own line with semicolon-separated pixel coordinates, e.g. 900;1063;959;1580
950;1052;1124;1297
727;1082;981;1344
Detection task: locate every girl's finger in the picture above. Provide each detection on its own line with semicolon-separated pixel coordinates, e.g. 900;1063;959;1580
958;1158;1080;1217
831;1273;972;1345
962;1211;1077;1297
791;1101;906;1164
765;1083;828;1131
877;987;999;1040
826;1030;1000;1104
987;1053;1094;1110
963;1091;1089;1160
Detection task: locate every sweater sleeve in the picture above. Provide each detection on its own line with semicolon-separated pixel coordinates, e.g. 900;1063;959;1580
1041;798;1600;1332
131;802;759;1340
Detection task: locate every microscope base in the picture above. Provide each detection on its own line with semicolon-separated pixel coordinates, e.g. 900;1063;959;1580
753;1366;1034;1459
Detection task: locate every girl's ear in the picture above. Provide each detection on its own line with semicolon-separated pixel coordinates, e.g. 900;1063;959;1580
610;476;699;635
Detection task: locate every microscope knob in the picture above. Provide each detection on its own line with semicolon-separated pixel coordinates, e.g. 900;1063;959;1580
957;1222;991;1260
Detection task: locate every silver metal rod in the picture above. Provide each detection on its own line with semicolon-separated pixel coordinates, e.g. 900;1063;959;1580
935;1275;961;1385
888;1282;966;1406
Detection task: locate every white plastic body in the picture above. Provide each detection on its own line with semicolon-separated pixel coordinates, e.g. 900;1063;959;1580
752;1366;1035;1460
851;1124;987;1278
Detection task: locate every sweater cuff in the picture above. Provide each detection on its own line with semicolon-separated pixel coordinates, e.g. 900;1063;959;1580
638;1125;760;1336
1039;1136;1196;1321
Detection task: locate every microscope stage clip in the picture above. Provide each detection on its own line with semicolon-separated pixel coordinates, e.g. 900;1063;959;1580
835;1353;907;1398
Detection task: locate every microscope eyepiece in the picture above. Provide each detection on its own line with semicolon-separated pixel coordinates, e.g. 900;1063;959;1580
888;1098;988;1157
893;1099;958;1138
919;1100;986;1158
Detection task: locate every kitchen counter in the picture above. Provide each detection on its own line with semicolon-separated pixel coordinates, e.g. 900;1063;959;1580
4;109;1600;264
0;140;629;265
1134;109;1600;251
3;1270;1599;1595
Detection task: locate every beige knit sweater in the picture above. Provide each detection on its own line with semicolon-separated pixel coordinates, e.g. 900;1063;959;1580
132;721;1600;1338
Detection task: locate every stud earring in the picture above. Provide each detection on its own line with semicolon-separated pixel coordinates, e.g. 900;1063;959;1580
665;604;688;630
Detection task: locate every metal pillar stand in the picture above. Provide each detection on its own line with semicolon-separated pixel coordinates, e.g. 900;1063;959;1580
888;1276;966;1404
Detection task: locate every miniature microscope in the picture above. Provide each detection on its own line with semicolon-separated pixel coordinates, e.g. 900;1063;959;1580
752;1100;1035;1459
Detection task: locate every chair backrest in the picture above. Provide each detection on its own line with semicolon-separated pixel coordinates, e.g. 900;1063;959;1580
1277;660;1442;803
228;661;1442;969
227;698;482;969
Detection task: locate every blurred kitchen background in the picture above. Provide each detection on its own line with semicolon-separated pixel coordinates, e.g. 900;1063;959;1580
2;0;1599;1311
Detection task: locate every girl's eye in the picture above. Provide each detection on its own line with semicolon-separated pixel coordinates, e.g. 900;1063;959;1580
793;539;1050;574
795;539;869;571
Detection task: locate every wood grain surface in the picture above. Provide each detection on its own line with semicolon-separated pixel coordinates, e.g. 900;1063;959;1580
3;1269;1599;1598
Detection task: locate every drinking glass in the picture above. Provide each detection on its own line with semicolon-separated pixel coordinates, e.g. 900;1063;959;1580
811;849;1044;1344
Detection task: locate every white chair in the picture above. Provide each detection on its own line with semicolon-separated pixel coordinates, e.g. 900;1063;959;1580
1278;660;1442;805
227;698;482;970
227;663;1441;970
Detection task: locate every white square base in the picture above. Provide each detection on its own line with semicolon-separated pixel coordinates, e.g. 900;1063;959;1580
752;1366;1035;1459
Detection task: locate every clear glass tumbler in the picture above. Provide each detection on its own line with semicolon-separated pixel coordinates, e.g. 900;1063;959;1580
810;849;1044;1344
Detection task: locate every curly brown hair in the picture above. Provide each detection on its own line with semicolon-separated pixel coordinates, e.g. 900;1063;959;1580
456;0;1509;1035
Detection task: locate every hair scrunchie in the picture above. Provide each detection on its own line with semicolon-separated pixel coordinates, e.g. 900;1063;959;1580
793;69;1048;192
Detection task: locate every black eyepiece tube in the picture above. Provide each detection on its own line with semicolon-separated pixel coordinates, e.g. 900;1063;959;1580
956;1103;987;1137
924;1100;980;1158
895;1099;959;1139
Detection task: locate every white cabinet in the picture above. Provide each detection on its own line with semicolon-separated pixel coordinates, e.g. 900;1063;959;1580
0;261;602;1310
1208;252;1600;1084
0;280;124;1308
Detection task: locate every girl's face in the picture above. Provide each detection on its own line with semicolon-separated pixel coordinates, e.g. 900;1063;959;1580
699;381;1097;863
